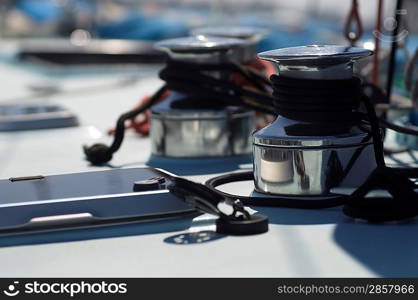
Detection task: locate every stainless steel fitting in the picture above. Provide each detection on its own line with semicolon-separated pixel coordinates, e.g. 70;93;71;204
150;36;254;158
191;26;268;63
254;45;375;196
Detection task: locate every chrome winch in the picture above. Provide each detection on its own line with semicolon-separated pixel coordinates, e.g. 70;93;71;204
253;45;376;196
150;36;256;158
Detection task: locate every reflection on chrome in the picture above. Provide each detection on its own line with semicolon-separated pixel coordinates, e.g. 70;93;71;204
151;102;254;158
260;150;294;183
253;143;375;196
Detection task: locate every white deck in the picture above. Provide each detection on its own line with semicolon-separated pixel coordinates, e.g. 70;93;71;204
0;47;417;277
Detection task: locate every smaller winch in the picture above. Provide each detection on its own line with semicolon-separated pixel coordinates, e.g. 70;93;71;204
151;36;256;158
83;34;273;165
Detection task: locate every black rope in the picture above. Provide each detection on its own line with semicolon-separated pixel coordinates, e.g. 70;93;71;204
361;80;418;138
159;60;275;113
205;171;350;209
379;117;418;136
83;59;275;165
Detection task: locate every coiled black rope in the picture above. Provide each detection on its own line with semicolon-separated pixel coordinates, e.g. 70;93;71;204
83;85;168;165
271;75;362;124
83;59;275;165
270;74;366;136
204;76;418;222
159;60;275;113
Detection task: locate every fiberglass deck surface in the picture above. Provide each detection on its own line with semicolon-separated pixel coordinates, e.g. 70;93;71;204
0;48;417;277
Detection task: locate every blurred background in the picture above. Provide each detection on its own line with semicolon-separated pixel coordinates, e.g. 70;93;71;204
0;0;416;47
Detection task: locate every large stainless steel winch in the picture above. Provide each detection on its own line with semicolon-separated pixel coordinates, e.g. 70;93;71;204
253;45;376;196
150;36;255;158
